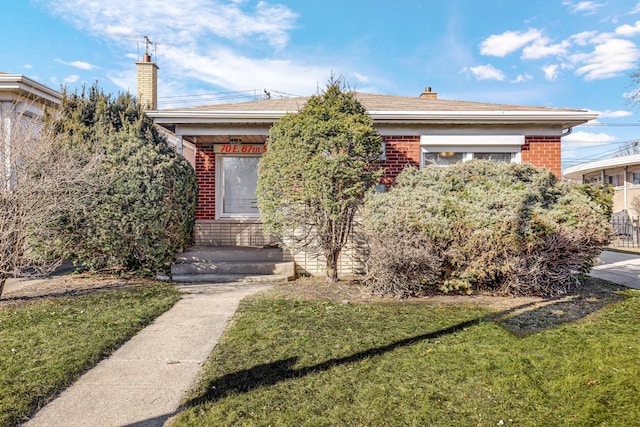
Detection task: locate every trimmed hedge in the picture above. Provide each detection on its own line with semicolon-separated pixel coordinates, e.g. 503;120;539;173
364;161;612;297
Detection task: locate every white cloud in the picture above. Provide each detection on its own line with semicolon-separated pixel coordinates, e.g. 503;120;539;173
542;64;559;81
522;38;570;59
55;59;99;70
38;0;345;97
480;29;542;57
350;72;371;84
563;130;616;144
570;31;598;46
571;37;640;80
512;73;532;83
464;64;506;81
615;20;640;36
44;0;298;50
63;74;80;83
23;64;33;69
563;1;605;15
631;2;640;14
590;109;633;118
159;45;330;96
562;130;617;154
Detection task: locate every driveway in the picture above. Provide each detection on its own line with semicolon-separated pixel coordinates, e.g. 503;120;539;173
590;250;640;290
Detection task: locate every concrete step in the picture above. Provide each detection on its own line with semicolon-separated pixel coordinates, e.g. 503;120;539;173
171;261;294;277
169;246;294;284
175;246;283;263
170;273;290;284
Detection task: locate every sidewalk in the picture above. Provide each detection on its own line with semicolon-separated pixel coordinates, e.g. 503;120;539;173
589;249;640;290
24;281;273;427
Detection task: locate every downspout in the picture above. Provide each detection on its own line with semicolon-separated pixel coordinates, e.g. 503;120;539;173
624;165;628;211
561;127;573;137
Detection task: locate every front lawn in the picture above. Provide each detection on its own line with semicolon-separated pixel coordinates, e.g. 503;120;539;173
172;278;639;426
0;280;180;426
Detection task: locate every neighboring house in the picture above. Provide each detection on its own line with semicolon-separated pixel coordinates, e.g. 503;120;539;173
0;73;62;190
563;154;640;217
140;57;598;276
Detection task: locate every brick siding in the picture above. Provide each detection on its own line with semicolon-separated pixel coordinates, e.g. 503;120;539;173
195;145;216;220
380;135;421;186
520;135;562;177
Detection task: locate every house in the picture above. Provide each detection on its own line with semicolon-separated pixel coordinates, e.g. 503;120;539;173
140;57;598;275
563;153;640;217
0;73;61;114
1;73;62;190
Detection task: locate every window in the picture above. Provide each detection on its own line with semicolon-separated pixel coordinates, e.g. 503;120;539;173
473;152;512;162
631;172;640;185
419;135;523;168
606;174;623;187
421;150;517;167
218;155;260;217
423;152;463;166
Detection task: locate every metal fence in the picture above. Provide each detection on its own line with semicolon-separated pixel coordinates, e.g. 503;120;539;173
609;212;640;249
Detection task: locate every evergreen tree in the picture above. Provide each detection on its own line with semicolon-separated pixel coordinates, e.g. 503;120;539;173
257;78;382;282
52;84;197;275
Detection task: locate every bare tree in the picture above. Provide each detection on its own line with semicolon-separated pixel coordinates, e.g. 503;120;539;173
614;140;640;157
0;102;100;297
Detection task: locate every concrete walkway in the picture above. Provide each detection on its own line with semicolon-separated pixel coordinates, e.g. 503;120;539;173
24;282;272;427
590;249;640;290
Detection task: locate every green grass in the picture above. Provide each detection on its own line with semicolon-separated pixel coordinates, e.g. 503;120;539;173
0;282;180;427
172;285;640;426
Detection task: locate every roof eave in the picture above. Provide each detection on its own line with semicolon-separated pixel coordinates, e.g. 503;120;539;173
0;74;62;106
148;109;597;128
563;153;640;179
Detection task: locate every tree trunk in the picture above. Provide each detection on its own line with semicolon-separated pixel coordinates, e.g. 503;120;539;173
325;249;340;283
0;274;6;299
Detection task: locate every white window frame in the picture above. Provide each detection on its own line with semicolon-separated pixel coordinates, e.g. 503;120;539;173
419;135;524;168
215;154;262;220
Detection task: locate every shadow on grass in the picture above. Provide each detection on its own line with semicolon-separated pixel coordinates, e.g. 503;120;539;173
0;282;137;305
497;278;630;336
184;280;631;409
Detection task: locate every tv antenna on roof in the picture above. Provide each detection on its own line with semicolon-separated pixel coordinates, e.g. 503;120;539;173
139;35;157;61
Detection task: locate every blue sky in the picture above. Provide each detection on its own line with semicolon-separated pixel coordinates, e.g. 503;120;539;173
3;0;640;170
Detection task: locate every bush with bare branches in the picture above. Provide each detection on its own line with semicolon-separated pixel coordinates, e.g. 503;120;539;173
364;161;613;298
0;104;101;297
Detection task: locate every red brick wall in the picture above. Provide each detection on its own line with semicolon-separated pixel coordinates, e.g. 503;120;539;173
520;135;561;177
193;135;562;219
381;136;421;185
195;146;216;220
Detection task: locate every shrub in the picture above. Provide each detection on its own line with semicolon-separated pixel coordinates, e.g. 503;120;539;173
364;161;612;297
52;85;197;275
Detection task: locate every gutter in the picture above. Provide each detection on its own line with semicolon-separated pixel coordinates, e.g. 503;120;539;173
0;74;62;106
148;109;598;127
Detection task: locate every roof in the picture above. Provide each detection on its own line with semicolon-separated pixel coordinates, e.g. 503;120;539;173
0;74;62;106
563;153;640;179
148;92;597;128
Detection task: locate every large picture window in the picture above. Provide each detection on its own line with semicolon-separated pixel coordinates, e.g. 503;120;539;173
420;135;524;168
218;155;260;217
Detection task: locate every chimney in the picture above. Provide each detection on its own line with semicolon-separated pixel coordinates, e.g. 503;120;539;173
136;53;159;110
419;86;437;99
